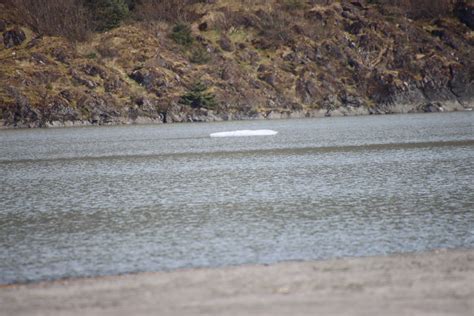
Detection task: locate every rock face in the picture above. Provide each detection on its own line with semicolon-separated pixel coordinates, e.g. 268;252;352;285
128;97;163;123
3;27;26;48
77;94;122;125
219;34;234;52
0;19;6;32
41;96;80;124
129;68;167;96
1;89;41;128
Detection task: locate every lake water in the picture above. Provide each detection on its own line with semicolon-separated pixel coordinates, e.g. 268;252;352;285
1;112;473;284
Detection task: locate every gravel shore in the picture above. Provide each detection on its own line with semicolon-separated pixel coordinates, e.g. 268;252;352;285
1;249;473;316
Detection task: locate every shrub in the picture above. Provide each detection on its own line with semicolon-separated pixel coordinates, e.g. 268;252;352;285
374;0;454;19
96;45;119;58
4;0;91;42
180;82;217;109
170;23;194;46
85;52;97;59
282;0;306;10
132;0;203;22
189;46;211;64
255;10;292;48
85;0;129;31
124;0;137;10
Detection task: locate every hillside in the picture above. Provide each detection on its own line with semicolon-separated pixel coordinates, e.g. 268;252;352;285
0;0;473;128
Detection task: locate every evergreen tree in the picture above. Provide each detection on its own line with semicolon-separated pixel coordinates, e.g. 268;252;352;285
180;82;217;109
84;0;129;31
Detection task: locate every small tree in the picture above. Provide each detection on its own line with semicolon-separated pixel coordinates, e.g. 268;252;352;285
85;0;129;31
180;82;217;109
170;23;194;46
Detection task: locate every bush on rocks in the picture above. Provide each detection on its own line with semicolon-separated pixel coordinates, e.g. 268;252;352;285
180;82;217;109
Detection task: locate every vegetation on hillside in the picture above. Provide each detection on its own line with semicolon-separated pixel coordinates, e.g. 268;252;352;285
0;0;472;127
180;82;217;109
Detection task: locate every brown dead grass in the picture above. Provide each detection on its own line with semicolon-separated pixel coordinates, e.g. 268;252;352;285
1;0;472;125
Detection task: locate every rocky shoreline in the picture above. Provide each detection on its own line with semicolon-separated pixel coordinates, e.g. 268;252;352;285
1;100;471;129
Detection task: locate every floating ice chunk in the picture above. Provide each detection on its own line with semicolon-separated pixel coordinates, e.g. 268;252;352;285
210;129;278;138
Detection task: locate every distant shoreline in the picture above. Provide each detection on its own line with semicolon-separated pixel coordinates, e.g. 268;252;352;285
2;248;473;315
1;103;472;130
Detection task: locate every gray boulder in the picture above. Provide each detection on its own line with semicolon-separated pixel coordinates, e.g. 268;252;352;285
3;27;26;48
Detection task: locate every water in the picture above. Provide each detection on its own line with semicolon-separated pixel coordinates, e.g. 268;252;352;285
1;112;473;284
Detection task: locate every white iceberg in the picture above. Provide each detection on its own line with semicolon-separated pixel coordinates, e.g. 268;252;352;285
210;129;278;138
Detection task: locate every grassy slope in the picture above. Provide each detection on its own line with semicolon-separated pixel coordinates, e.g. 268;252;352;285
0;0;473;127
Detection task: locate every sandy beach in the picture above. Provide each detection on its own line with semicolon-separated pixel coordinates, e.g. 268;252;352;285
1;249;473;316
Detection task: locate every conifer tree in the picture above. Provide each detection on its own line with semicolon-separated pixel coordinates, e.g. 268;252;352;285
180;82;217;109
84;0;129;31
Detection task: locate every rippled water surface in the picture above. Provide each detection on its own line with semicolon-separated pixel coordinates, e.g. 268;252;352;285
1;112;473;284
